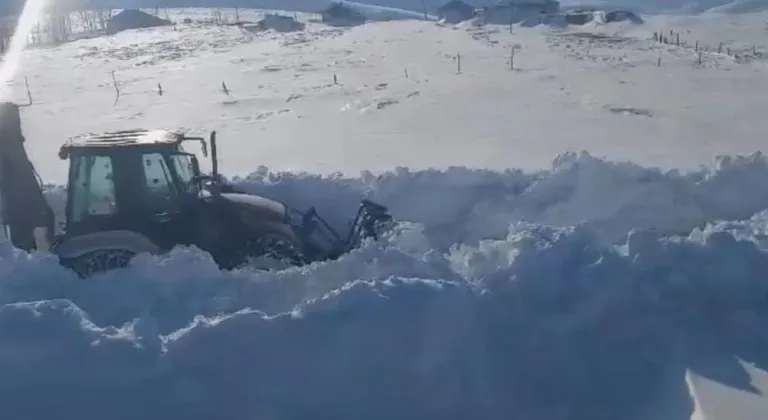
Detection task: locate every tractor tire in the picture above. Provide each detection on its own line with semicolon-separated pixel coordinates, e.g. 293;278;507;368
241;224;305;271
62;249;137;278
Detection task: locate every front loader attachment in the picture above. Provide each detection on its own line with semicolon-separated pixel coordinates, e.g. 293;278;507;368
195;168;392;265
290;199;394;262
0;102;55;251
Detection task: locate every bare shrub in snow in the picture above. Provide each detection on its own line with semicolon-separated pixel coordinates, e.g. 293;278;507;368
47;5;73;45
77;9;112;33
0;18;9;54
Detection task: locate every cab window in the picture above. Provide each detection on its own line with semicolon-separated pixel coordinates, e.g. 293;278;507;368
69;155;117;223
142;152;178;214
170;154;194;187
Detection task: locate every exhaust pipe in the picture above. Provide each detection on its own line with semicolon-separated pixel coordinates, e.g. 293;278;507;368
210;130;218;178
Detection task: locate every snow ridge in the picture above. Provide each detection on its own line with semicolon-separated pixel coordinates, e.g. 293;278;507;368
2;153;768;419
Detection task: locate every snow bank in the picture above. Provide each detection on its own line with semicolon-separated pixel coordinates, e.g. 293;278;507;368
227;151;768;245
4;153;768;419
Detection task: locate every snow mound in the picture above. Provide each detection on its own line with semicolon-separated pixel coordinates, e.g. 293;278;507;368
194;151;768;245
1;153;768;418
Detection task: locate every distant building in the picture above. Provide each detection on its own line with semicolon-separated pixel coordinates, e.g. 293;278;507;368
106;9;171;35
564;11;592;25
605;10;643;24
437;0;476;24
478;0;560;25
249;14;306;33
321;2;367;27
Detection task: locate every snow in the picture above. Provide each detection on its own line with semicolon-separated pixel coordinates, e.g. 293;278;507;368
8;9;768;182
688;361;768;420
70;0;768;16
560;0;768;14
3;6;768;420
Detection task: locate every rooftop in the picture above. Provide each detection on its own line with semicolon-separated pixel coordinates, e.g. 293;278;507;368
59;129;185;158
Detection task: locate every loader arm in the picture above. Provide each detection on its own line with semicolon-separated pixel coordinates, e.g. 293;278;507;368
0;102;55;251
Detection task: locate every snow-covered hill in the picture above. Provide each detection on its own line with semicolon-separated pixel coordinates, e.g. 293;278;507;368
560;0;768;14
10;8;768;181
3;7;768;420
109;0;768;15
5;0;768;18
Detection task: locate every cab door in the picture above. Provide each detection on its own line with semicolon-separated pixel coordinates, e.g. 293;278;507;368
136;151;198;250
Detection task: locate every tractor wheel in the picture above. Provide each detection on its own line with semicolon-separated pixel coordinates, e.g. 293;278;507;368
242;224;305;271
62;249;137;278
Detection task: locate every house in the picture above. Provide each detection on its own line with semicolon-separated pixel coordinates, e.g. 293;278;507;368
437;0;476;24
106;9;171;35
605;10;643;24
479;0;560;25
564;11;593;25
248;14;306;33
321;2;367;26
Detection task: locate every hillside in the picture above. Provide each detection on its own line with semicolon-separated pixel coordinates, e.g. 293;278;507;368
4;0;768;18
9;9;768;181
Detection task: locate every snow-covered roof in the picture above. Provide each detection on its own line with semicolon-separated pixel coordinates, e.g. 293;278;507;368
61;129;183;152
106;9;171;35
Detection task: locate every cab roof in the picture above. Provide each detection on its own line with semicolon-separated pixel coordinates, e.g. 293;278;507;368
59;129;186;159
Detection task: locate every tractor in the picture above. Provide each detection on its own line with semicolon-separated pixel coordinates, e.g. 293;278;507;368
0;103;393;277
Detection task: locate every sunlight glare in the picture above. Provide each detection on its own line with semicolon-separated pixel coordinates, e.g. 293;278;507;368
0;0;49;101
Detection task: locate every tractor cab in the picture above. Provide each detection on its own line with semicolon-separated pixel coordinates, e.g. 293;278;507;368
47;127;391;276
57;129;214;249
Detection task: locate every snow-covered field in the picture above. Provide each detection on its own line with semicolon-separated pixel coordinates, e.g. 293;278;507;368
3;6;768;420
10;8;768;180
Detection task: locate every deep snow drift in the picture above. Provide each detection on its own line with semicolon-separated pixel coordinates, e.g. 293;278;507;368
3;8;768;420
3;152;768;420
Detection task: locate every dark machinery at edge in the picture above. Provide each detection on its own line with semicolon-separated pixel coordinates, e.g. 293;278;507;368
0;102;392;277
